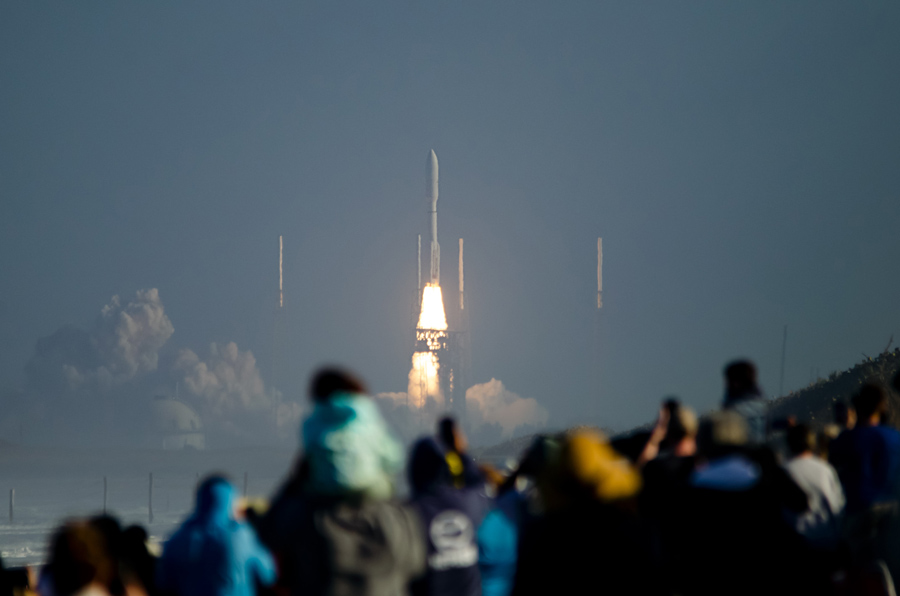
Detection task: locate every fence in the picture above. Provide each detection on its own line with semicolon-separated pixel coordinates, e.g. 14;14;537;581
0;470;281;568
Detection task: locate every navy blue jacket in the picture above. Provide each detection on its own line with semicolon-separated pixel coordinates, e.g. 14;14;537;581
408;439;490;596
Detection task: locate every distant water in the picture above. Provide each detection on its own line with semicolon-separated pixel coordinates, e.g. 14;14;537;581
0;446;294;568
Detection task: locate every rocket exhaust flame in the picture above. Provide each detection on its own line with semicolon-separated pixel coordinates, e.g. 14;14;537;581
417;284;448;330
409;283;448;408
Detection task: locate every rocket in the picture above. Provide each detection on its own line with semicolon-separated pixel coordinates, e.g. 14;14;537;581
427;149;440;284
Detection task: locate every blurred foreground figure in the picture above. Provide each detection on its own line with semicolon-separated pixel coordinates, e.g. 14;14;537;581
673;411;810;596
510;429;664;596
303;367;404;499
829;384;900;586
259;367;425;596
722;360;768;445
477;436;555;596
40;521;115;596
157;476;275;596
784;424;845;552
408;424;488;596
39;516;154;596
639;401;699;586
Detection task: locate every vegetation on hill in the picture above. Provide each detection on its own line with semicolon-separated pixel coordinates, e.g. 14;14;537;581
769;339;900;428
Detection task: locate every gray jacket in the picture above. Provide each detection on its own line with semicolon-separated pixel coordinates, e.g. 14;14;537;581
260;491;426;596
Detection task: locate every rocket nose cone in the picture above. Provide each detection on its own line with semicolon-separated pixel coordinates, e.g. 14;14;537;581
426;149;439;203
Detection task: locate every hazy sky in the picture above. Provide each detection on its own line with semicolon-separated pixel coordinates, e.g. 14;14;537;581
2;1;899;432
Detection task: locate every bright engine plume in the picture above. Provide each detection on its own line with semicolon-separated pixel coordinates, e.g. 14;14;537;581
408;282;448;408
417;284;448;331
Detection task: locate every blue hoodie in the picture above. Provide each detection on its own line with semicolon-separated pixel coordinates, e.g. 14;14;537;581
158;477;276;596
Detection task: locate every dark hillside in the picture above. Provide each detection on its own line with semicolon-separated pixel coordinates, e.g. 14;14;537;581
770;343;900;428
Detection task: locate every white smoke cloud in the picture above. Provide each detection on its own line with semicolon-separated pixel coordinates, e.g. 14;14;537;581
466;379;548;439
20;288;302;446
32;289;175;392
93;289;174;382
374;379;549;446
175;341;302;442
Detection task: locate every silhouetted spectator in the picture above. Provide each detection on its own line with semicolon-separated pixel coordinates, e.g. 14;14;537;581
408;436;489;596
120;526;157;596
639;402;698;590
436;417;484;489
511;430;664;596
672;411;810;595
259;367;425;596
817;424;841;460
40;521;115;596
830;384;900;514
834;400;857;432
157;475;275;596
478;436;556;596
829;384;900;583
722;360;768;445
783;424;845;551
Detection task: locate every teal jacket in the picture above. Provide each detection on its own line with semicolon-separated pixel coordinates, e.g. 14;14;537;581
302;393;403;499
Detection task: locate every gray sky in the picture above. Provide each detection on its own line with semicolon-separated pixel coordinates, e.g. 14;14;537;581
2;1;899;433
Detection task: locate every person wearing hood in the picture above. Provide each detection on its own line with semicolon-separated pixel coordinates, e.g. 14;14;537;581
258;367;425;596
301;368;404;499
408;433;489;596
157;475;275;596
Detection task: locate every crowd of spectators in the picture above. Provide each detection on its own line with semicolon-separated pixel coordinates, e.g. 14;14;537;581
5;361;900;596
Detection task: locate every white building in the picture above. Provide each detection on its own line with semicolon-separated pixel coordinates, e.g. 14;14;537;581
150;399;205;450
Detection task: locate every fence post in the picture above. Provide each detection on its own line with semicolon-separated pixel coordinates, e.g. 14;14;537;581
148;473;154;524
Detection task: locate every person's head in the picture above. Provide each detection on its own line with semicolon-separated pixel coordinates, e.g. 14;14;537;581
408;437;451;495
662;400;698;454
786;423;815;457
497;434;561;496
437;416;467;454
834;401;856;430
697;410;748;460
817;424;840;459
723;360;760;402
853;384;889;426
309;367;367;403
540;429;641;510
194;474;235;522
48;521;114;596
479;464;506;494
87;515;122;553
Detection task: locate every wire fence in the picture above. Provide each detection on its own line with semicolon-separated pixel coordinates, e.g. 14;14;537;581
0;471;282;568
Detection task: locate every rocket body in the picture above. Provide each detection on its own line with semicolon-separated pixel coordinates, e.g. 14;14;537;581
427;150;440;284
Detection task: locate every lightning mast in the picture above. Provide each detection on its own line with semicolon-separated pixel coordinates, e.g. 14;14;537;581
271;235;285;436
594;237;604;401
